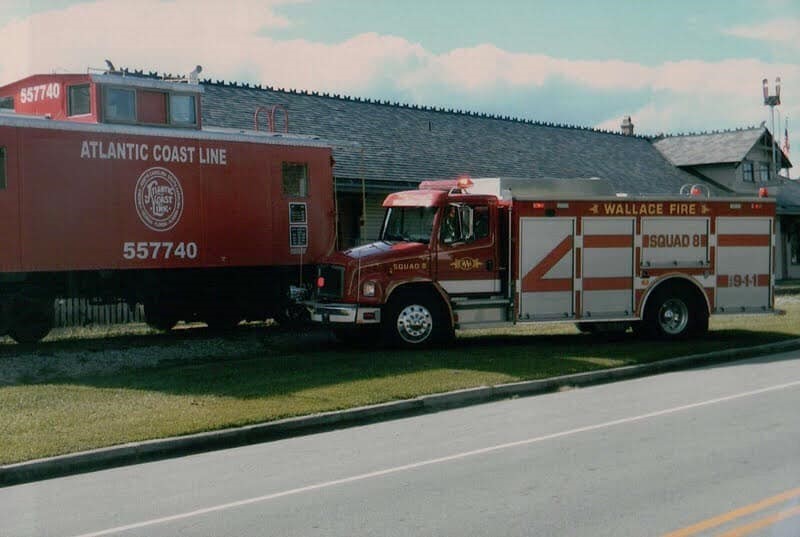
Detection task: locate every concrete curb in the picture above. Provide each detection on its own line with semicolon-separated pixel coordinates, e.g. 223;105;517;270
4;337;800;487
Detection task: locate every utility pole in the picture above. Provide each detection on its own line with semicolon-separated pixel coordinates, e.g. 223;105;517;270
763;77;781;180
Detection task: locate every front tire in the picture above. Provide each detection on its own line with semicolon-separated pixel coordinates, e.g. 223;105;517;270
383;291;451;348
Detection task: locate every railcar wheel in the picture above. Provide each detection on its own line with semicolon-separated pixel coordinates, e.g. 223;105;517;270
383;291;451;348
204;313;242;332
8;295;54;344
144;302;179;332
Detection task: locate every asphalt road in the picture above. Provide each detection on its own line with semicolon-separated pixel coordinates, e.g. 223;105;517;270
2;351;800;537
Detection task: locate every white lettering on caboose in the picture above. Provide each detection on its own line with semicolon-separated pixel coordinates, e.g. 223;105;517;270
80;140;227;166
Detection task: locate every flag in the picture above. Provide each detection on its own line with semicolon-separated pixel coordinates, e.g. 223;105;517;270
784;119;790;156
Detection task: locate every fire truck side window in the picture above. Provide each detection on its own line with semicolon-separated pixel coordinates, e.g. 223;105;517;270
68;84;90;116
169;94;196;125
473;206;489;240
0;147;6;189
103;87;135;122
282;162;308;197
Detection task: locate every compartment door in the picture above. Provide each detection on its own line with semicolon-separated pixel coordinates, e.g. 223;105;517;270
715;217;772;312
581;217;635;318
518;218;574;320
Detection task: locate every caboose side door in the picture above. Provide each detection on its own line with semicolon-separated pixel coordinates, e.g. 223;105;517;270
0;126;20;272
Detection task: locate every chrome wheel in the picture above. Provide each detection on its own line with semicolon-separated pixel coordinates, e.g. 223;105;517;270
657;298;689;335
396;303;433;344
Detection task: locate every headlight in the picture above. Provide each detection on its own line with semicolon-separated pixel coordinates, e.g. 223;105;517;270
362;281;376;297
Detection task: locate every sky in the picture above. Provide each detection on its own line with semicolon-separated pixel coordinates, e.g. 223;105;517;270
1;0;798;160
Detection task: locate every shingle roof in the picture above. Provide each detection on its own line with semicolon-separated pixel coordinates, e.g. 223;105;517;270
776;180;800;215
201;82;698;195
653;127;791;168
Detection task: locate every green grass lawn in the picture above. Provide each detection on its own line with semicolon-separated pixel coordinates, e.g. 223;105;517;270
2;304;799;465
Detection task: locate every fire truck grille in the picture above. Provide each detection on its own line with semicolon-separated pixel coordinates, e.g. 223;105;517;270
318;264;345;299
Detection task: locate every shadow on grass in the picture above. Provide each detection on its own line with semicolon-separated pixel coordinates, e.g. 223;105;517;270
25;327;800;400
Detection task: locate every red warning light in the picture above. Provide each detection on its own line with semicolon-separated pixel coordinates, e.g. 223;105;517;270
456;176;473;189
758;187;769;198
532;202;545;209
316;276;325;288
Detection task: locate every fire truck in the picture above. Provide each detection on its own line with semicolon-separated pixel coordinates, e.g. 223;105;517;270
309;177;775;347
0;69;335;343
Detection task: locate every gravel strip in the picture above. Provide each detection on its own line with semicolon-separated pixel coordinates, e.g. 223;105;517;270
0;324;332;386
1;296;795;386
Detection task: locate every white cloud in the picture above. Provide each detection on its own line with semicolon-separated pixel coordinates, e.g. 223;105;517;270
0;0;798;136
724;18;800;45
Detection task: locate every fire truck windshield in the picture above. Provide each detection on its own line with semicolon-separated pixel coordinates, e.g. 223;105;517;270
381;206;437;243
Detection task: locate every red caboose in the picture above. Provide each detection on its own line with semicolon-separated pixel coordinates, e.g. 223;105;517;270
0;68;335;342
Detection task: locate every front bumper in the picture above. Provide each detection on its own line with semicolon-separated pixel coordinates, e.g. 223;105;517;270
306;302;381;324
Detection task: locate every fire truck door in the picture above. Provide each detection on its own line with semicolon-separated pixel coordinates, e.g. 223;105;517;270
715;217;772;312
580;217;635;318
435;204;501;297
0;129;20;272
518;218;575;320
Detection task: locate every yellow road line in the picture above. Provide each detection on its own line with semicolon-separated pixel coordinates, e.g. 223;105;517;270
717;504;800;537
662;487;800;537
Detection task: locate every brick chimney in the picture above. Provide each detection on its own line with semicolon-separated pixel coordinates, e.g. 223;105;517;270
621;116;634;136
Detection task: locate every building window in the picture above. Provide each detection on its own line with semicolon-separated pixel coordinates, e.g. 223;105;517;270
103;87;135;122
282;163;308;197
759;162;770;182
790;222;800;265
0;147;6;189
169;94;196;125
0;96;12;110
68;84;90;116
742;161;754;182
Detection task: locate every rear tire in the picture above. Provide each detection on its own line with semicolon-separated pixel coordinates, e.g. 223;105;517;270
642;284;707;340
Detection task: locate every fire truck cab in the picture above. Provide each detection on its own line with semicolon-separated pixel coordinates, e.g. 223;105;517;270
309;177;775;347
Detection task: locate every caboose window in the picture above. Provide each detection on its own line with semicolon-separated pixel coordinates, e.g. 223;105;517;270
169;94;196;125
282;163;308;197
0;147;6;190
103;87;135;122
68;84;90;116
0;96;12;110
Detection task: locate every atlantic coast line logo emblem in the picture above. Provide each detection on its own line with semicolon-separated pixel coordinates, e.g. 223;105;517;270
134;167;184;232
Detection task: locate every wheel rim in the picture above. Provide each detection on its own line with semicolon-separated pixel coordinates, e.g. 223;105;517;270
396;304;433;343
658;298;689;335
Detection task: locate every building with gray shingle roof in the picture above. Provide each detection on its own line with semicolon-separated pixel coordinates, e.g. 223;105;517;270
203;83;696;194
653;128;777;166
201;81;699;244
653;127;791;195
655;126;798;278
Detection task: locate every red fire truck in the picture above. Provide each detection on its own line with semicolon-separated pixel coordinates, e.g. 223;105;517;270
0;70;335;342
308;177;775;347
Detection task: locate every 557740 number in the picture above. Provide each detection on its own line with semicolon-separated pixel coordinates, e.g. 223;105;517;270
123;241;198;260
